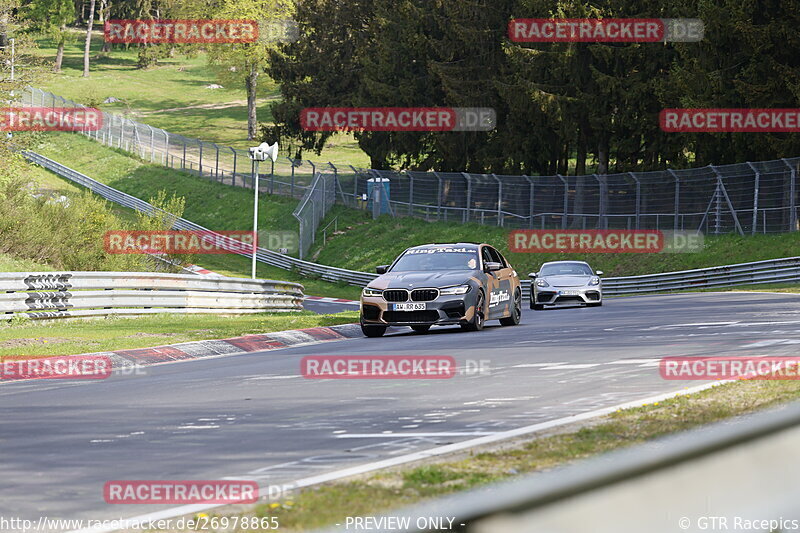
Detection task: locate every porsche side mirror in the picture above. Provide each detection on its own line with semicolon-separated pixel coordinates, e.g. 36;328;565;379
528;272;537;279
376;265;389;274
596;270;604;276
484;261;502;272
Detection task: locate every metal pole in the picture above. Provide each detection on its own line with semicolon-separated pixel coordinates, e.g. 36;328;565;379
557;174;568;229
214;143;220;182
492;174;502;226
746;162;759;235
10;38;14;81
522;175;533;229
782;159;797;231
199;140;204;178
251;158;260;279
230;147;238;187
667;169;680;231
629;172;641;230
595;174;605;229
433;172;443;219
462;173;471;223
409;172;414;216
291;159;295;198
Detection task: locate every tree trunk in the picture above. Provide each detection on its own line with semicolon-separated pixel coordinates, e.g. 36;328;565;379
246;63;258;140
82;0;96;77
55;31;66;72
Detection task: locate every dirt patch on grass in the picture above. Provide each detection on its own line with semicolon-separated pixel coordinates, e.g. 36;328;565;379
0;337;72;348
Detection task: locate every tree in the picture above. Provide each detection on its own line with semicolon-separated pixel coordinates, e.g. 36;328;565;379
23;0;76;72
204;0;294;140
82;0;96;76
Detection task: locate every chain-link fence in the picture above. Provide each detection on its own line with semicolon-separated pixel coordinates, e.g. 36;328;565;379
293;170;339;259
24;86;800;237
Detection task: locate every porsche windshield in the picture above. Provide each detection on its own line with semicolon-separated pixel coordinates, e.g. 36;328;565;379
391;249;479;271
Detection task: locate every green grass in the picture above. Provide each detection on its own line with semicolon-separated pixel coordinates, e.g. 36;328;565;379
311;212;800;280
0;253;53;273
31;32;371;165
0;311;359;359
200;379;800;531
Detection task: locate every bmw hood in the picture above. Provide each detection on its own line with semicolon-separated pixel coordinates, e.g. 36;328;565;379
369;270;478;290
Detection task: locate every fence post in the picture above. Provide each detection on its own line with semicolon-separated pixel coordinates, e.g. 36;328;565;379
433;171;443;219
408;172;415;216
594;174;606;229
214;143;220;182
709;164;744;235
270;158;275;194
491;174;502;226
182;138;187;170
230;147;238;187
746;162;759;234
462;172;472;223
162;130;169;166
628;172;641;230
198;140;204;178
557;174;568;229
522;175;534;228
147;125;155;162
782;159;797;231
290;159;296;198
666;169;680;231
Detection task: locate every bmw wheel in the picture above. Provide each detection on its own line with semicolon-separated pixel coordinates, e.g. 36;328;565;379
500;289;521;326
462;290;485;332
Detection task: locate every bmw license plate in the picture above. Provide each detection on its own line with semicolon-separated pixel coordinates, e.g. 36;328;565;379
559;290;579;296
393;303;426;311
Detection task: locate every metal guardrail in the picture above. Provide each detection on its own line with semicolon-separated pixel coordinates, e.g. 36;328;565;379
22;151;378;287
312;400;800;533
0;271;304;320
21;151;800;297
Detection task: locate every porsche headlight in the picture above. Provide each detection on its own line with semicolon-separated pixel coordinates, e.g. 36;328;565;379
440;285;470;295
588;277;600;286
536;278;549;287
362;287;383;297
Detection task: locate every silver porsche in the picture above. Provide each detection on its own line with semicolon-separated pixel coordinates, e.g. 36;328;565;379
529;261;603;310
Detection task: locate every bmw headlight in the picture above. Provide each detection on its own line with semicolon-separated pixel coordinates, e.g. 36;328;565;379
588;277;600;286
536;278;549;287
440;285;470;295
362;287;383;297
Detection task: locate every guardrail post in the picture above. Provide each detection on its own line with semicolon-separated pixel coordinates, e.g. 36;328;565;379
557;174;568;229
522;175;534;228
746;162;759;234
782;158;797;231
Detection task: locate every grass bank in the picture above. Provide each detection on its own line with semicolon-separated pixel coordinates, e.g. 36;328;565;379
0;311;359;359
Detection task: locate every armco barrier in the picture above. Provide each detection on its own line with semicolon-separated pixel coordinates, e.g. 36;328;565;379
0;271;304;321
311;401;800;533
20;151;800;297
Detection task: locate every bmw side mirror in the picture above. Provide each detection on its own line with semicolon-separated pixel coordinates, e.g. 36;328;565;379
528;272;537;279
484;261;502;272
596;270;604;276
376;265;389;274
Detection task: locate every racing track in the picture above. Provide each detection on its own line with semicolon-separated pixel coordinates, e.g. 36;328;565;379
3;292;800;529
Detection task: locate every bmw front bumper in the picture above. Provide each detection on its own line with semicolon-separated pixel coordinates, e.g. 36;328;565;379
360;292;479;326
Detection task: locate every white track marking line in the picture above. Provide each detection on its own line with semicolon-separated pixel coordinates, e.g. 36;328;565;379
67;380;728;533
335;432;495;438
607;359;661;365
539;364;601;370
512;363;570;368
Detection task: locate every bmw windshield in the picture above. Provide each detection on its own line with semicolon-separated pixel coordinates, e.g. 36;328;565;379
391;249;479;271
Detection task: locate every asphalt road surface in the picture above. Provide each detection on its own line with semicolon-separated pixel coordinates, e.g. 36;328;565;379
3;292;800;528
